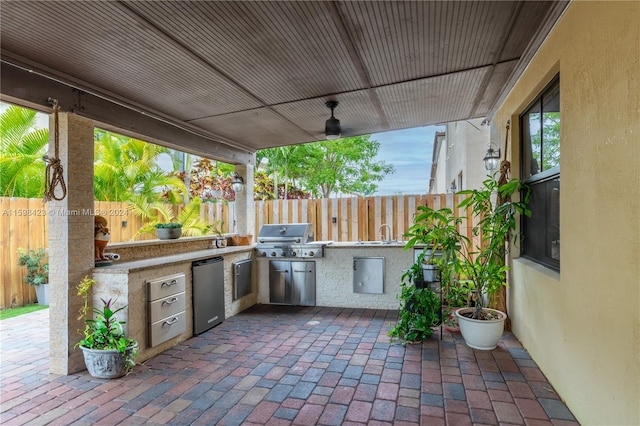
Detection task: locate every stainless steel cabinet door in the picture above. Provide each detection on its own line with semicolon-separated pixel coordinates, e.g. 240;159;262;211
269;261;291;304
353;257;384;294
292;261;316;306
234;259;252;300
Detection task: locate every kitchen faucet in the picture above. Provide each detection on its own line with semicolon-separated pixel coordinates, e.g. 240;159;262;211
379;224;392;243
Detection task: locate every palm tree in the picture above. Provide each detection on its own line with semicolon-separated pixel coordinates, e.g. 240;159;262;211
93;129;186;203
0;105;49;198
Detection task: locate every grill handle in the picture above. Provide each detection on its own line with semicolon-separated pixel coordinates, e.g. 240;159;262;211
258;237;302;243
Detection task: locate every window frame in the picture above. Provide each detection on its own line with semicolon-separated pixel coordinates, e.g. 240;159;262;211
520;75;561;271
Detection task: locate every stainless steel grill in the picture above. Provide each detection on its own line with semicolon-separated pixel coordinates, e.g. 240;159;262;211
256;223;324;258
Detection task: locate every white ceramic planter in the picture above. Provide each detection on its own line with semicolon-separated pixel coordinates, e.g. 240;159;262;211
80;343;138;379
455;307;506;350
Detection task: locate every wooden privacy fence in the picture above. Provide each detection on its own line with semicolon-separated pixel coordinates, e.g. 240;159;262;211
1;194;473;309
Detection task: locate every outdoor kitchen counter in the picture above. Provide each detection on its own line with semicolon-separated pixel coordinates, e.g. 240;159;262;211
92;245;256;363
95;244;256;273
326;241;408;247
256;242;415;310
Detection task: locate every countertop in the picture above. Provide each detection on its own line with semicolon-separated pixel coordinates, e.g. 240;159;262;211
93;245;256;273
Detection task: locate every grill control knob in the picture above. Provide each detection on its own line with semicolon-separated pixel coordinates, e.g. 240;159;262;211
308;251;315;257
280;251;286;256
260;251;267;257
291;251;297;256
271;251;276;257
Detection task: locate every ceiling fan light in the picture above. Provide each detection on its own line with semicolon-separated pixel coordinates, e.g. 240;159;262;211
324;100;341;140
325;117;341;140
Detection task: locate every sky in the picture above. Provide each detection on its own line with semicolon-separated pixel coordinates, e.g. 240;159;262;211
370;125;444;196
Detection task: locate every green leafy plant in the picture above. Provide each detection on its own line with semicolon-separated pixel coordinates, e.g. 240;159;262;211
154;222;182;229
17;248;49;286
389;281;441;343
405;176;530;320
76;276;137;372
210;220;225;236
132;196;212;237
443;279;475;308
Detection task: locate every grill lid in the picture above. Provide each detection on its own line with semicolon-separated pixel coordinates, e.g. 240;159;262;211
257;223;314;244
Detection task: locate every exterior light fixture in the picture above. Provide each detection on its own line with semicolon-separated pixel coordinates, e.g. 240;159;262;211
231;172;244;193
483;143;501;171
324;101;341;140
450;182;457;193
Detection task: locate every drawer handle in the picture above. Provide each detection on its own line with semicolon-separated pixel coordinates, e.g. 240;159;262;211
163;317;179;326
161;279;178;287
162;297;179;305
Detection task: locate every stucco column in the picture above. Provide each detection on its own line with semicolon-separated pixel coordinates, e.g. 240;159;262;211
47;112;94;374
234;163;255;239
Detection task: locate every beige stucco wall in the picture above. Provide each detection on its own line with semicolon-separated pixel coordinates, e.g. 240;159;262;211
492;2;640;424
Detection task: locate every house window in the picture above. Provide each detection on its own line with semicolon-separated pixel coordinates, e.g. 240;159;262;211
520;76;560;271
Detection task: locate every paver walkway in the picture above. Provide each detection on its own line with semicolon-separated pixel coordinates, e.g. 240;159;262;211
0;305;578;425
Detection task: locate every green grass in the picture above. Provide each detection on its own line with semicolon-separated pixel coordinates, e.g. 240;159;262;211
0;304;48;320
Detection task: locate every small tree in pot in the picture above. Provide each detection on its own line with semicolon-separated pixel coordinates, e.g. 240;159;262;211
17;247;49;305
405;176;529;349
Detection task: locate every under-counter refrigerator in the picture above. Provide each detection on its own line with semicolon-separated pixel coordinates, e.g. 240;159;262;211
192;257;225;334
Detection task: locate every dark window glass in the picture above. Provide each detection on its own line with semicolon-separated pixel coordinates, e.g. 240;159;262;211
523;176;560;269
520;76;560;271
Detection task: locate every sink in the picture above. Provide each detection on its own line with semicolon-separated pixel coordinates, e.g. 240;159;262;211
355;240;403;246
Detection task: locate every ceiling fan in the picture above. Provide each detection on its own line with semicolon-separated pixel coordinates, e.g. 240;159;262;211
324;101;341;140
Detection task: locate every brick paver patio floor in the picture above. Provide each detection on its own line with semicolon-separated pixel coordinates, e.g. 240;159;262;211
0;305;578;425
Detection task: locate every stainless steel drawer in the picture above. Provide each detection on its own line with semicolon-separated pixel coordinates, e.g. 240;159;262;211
148;311;187;347
148;292;186;323
147;273;185;300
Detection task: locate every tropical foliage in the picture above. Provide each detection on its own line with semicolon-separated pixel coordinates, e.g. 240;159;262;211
173;157;237;202
0;105;49;197
94;129;186;203
253;171;311;200
256;145;312;199
3;103;394;204
131;196;213;237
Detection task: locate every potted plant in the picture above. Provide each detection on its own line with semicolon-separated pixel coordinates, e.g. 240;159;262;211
442;278;475;332
132;197;212;239
17;248;49;305
404;176;529;349
211;220;227;248
389;260;441;343
76;276;138;378
154;222;182;240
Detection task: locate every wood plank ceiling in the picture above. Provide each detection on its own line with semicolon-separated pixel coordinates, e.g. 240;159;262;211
0;1;567;163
